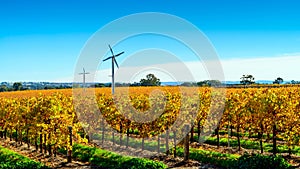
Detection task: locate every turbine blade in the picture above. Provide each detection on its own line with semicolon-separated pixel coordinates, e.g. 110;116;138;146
114;58;119;68
109;44;114;56
83;68;85;72
115;51;124;57
103;56;112;61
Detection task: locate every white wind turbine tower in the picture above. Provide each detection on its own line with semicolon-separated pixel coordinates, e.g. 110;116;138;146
79;68;90;90
102;45;124;94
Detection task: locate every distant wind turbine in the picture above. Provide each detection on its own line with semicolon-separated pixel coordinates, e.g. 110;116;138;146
103;45;124;94
79;68;90;89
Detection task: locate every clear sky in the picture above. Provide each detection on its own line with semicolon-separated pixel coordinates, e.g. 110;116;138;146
1;0;300;82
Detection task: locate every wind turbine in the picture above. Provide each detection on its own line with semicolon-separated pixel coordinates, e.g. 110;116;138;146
79;68;90;90
103;45;124;94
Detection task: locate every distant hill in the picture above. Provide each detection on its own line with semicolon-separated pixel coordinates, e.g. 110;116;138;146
160;80;276;86
222;80;274;85
161;82;183;86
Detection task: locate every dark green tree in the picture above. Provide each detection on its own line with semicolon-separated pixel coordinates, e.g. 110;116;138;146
140;74;161;86
12;82;23;91
291;80;300;84
0;85;8;92
273;77;283;84
181;82;196;87
240;74;255;85
94;83;105;88
197;80;222;87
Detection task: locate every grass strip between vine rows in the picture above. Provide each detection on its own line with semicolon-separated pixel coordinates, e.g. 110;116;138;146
70;144;168;169
0;145;50;169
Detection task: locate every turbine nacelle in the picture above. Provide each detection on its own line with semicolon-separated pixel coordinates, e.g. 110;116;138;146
103;45;124;68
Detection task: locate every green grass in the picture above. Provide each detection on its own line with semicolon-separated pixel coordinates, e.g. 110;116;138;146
58;133;296;169
176;147;239;168
92;132;239;168
63;130;298;169
175;147;292;169
92;133;168;153
72;144;168;169
216;129;284;141
94;128;288;155
201;136;300;156
0;145;50;169
233;153;293;169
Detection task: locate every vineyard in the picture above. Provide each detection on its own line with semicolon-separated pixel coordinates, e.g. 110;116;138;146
0;86;300;168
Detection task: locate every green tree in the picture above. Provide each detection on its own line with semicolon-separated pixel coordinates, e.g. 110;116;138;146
12;82;23;91
72;83;81;88
181;82;196;87
94;83;105;88
273;77;283;84
0;85;8;92
140;74;161;86
240;74;255;85
197;80;222;87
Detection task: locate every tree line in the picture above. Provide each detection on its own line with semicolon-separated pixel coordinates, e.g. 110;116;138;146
0;82;24;92
0;82;72;92
2;74;300;92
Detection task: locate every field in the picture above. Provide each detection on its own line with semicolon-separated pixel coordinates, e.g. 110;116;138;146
0;86;300;168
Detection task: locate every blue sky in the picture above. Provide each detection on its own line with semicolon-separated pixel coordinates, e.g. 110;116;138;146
1;0;300;82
